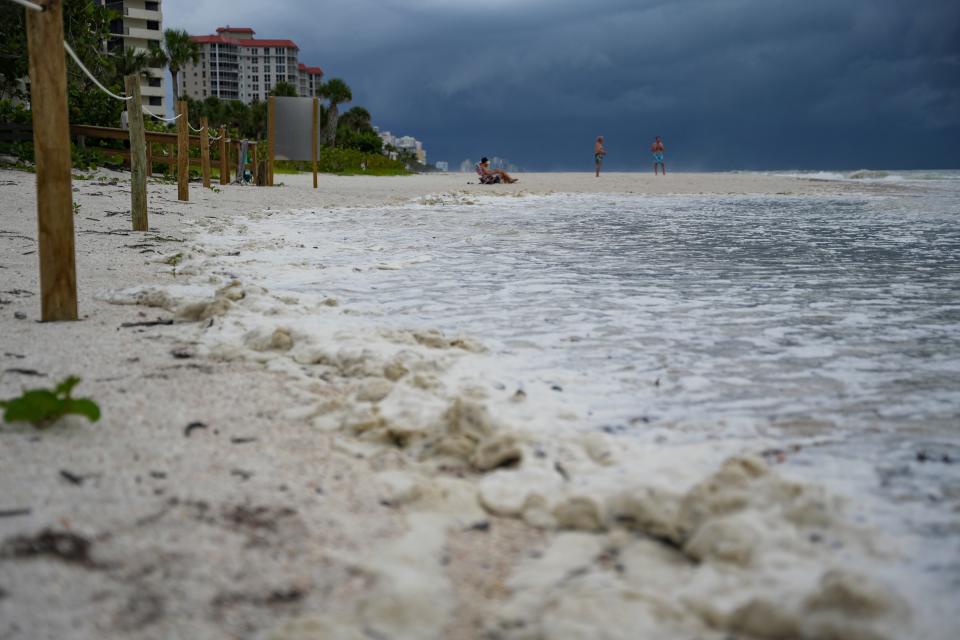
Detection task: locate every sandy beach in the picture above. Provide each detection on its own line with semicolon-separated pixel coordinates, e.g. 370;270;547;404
1;169;949;640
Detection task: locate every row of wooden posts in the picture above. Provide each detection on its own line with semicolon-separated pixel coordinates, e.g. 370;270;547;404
127;89;271;227
20;0;315;323
0;121;262;184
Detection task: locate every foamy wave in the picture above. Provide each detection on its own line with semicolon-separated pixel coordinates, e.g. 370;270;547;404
848;170;904;181
769;169;960;183
97;209;936;640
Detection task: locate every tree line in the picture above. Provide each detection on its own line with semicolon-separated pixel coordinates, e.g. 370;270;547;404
0;1;385;158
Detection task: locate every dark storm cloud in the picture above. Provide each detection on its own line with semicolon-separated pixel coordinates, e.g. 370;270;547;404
167;0;959;170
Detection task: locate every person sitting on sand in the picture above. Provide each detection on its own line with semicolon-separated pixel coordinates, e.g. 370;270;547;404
595;136;606;177
651;136;666;175
476;157;518;184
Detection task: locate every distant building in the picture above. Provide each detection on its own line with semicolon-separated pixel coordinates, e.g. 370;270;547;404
435;161;449;172
297;63;324;99
180;26;323;104
101;1;167;113
377;128;427;164
460;157;519;173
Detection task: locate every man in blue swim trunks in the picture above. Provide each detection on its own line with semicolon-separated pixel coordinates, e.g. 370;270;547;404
651;136;665;175
595;136;606;177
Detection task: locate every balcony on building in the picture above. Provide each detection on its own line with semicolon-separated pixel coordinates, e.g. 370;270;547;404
140;83;165;97
123;25;162;40
124;6;161;21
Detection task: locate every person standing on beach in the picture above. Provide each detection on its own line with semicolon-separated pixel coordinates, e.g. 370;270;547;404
595;136;606;177
651;136;666;175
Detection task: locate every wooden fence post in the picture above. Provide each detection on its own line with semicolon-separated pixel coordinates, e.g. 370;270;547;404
251;143;258;184
124;75;148;231
167;143;174;174
267;96;275;186
200;116;210;188
146;142;153;177
312;96;318;189
219;126;228;184
176;100;188;201
26;0;77;321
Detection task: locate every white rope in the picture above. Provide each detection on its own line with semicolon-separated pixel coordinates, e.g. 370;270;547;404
8;0;43;11
188;122;204;133
142;106;181;122
208;133;222;141
63;42;132;102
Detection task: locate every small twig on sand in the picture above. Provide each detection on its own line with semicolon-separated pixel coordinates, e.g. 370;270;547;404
59;470;85;486
120;319;174;328
0;509;31;518
184;421;208;437
3;368;46;377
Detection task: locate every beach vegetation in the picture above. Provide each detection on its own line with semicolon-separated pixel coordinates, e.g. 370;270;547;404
106;47;154;88
182;95;268;141
0;7;397;175
336;106;383;154
332;149;406;175
1;377;101;428
319;78;352;147
0;2;140;166
154;29;201;103
269;81;298;98
274;146;407;176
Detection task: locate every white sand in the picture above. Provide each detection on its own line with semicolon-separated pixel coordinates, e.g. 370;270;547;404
0;169;925;639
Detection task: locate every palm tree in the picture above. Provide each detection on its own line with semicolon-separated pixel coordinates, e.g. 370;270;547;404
108;47;152;87
319;78;352;146
154;29;200;102
338;106;372;133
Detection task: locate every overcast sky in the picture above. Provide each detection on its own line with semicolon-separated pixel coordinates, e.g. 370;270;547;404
165;0;959;171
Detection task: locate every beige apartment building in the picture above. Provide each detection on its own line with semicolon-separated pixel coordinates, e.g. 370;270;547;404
101;1;167;112
180;27;323;104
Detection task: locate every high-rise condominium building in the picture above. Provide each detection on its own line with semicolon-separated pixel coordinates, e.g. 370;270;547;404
180;27;323;104
101;1;167;112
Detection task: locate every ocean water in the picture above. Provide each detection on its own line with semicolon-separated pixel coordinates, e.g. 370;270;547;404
202;172;960;631
250;174;960;434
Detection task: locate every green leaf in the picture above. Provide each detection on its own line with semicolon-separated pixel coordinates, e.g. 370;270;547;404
54;376;81;398
2;390;62;424
1;377;100;427
62;399;101;423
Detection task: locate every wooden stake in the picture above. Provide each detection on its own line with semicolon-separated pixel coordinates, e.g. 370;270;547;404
26;0;77;321
251;143;258;184
238;141;246;181
176;100;188;201
219;126;228;184
199;116;210;188
312;96;318;189
267;96;275;186
124;75;148;231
